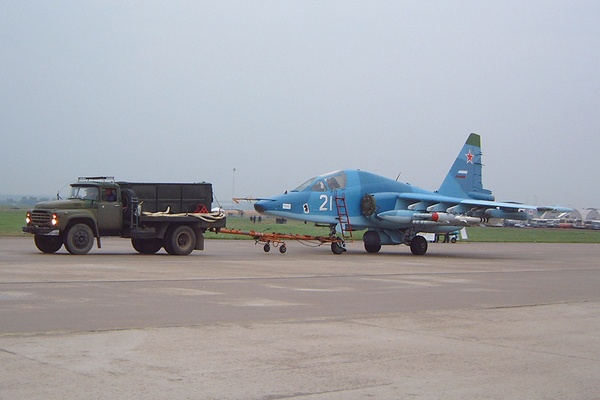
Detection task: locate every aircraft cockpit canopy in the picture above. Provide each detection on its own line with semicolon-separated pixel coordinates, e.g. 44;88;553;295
292;171;347;192
292;177;316;192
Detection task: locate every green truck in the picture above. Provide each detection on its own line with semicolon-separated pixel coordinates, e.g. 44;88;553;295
22;177;226;255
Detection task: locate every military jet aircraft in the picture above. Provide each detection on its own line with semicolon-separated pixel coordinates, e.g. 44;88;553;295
254;133;570;255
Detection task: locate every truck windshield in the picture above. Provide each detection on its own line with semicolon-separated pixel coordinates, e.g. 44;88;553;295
70;186;99;201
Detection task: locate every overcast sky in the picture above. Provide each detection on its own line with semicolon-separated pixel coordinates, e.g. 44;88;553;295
1;1;599;208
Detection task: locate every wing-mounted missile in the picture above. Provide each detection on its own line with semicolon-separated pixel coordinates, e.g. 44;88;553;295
377;210;484;227
377;210;428;224
430;212;484;225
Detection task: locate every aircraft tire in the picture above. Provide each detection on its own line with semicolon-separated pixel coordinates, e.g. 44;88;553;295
364;243;381;253
331;242;346;255
410;235;428;256
363;230;381;253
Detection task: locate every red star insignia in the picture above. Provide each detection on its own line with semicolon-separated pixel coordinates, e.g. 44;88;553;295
465;150;474;163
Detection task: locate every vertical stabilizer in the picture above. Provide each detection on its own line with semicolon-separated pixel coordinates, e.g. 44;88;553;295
437;133;495;201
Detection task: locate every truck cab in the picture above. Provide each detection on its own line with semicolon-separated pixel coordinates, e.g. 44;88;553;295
24;177;125;254
69;180;124;233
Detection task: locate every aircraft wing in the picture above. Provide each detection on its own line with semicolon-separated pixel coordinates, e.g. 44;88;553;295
394;193;570;220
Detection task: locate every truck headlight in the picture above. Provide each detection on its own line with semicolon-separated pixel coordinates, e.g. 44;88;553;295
26;212;31;225
51;213;58;226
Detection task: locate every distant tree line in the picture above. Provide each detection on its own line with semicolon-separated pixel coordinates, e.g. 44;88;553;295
0;196;50;207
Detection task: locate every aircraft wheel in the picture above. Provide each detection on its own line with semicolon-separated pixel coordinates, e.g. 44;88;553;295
263;243;271;252
410;235;428;256
331;241;346;255
279;244;287;254
363;230;381;253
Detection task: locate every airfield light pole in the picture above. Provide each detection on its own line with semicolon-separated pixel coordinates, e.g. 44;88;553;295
232;168;236;209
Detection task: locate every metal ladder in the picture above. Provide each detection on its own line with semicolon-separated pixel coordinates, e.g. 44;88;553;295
334;193;353;240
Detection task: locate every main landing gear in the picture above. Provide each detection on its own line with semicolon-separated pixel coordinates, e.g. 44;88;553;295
409;235;428;256
361;230;429;255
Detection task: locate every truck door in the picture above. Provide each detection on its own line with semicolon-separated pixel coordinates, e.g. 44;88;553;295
97;187;122;232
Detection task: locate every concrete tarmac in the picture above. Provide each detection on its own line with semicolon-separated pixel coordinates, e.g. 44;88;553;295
1;237;599;399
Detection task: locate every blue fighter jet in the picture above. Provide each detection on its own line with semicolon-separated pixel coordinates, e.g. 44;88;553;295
254;133;570;255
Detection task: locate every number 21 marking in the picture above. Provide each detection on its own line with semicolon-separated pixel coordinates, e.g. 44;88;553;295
319;195;333;211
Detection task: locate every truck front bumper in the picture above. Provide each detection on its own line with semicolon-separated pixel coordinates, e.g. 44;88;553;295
22;226;61;235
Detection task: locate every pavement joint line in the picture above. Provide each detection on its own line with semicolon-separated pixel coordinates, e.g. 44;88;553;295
1;267;599;286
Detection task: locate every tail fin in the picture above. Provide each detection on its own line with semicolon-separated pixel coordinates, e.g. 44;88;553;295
437;133;495;201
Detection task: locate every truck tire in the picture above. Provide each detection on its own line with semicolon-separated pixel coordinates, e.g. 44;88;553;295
34;235;63;254
121;188;136;225
165;225;195;255
131;238;163;254
64;223;94;255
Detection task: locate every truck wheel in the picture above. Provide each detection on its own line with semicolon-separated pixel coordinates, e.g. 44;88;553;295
165;225;195;255
131;238;163;254
34;235;63;254
64;223;94;255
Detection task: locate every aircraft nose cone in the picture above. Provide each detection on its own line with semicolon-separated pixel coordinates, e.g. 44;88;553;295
254;203;265;213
